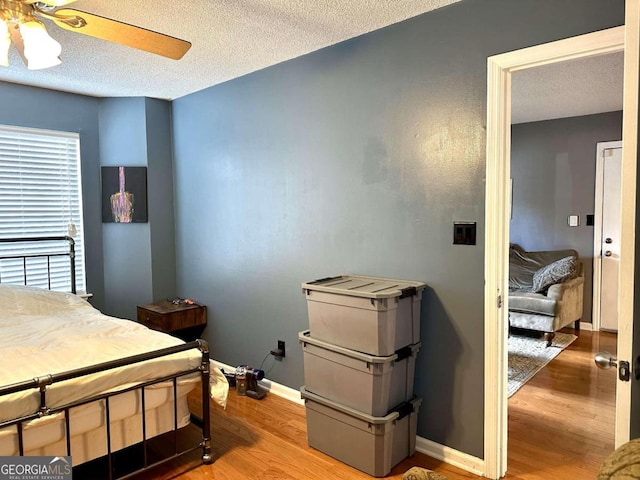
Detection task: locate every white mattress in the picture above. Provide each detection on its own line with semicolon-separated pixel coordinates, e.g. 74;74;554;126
0;382;195;464
0;284;203;423
0;285;215;464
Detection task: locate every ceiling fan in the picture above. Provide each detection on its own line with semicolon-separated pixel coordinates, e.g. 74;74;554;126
0;0;191;69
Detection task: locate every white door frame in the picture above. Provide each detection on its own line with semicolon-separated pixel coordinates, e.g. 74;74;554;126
484;20;637;478
593;140;623;332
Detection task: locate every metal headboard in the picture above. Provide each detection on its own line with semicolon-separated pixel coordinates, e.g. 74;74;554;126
0;236;76;294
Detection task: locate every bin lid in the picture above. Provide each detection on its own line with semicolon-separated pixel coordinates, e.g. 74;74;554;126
302;275;426;299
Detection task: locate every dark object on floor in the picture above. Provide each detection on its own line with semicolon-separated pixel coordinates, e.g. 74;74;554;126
230;366;266;399
246;367;267;400
403;466;450;480
598;438;640;479
220;369;236;387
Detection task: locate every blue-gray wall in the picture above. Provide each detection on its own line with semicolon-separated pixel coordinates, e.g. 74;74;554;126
99;98;153;318
145;99;177;303
99;97;177;319
511;111;623;325
0;82;105;310
0;84;177;318
171;0;625;458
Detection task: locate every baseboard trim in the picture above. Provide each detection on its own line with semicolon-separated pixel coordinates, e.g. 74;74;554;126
579;321;593;331
258;378;305;405
210;359;304;406
211;360;482;475
415;436;485;477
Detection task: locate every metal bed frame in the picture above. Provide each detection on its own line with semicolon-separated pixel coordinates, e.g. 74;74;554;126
0;236;212;479
0;236;77;293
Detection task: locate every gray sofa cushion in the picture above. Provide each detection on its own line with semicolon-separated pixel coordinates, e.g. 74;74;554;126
508;291;557;317
509;311;555;332
531;255;578;293
508;244;579;291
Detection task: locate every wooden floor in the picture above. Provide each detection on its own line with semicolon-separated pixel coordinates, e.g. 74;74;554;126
130;329;616;480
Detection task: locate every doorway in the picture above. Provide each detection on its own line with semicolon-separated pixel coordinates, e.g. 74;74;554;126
483;24;637;479
506;91;621;477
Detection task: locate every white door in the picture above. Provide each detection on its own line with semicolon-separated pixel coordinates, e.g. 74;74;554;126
595;142;622;332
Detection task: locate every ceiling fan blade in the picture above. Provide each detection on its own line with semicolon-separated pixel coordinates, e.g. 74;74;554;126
27;0;79;6
51;9;191;60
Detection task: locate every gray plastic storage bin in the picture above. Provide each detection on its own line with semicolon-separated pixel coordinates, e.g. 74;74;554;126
299;330;420;416
301;387;421;478
301;275;426;356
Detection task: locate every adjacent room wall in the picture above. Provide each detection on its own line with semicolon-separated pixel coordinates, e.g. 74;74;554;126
511;111;623;325
171;0;625;458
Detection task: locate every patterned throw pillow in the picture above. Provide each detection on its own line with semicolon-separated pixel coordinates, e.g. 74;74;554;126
531;256;578;293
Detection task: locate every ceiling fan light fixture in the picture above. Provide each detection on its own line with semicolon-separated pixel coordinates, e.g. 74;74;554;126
0;0;190;69
18;20;61;70
0;20;9;67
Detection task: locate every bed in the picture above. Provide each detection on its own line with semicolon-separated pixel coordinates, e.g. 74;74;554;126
0;236;226;478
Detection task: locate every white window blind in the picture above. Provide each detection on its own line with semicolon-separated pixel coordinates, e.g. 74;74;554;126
0;125;86;292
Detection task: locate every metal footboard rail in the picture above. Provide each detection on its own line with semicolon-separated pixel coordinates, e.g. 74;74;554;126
0;236;76;294
0;340;212;479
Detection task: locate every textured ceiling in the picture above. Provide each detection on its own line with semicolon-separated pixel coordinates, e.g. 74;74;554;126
512;51;624;124
0;0;462;100
0;1;624;124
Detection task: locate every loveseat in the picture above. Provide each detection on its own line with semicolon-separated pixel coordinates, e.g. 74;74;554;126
508;244;584;346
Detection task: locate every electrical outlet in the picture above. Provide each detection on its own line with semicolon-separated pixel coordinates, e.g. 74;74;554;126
270;340;286;358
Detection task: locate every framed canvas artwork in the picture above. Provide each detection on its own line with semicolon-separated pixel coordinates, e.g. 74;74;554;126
101;166;148;223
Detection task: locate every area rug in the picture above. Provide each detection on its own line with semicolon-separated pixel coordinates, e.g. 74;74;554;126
508;332;577;397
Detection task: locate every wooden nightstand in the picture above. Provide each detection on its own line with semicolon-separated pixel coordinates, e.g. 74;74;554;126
137;300;207;341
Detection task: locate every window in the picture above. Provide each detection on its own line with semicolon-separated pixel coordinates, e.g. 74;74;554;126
0;125;86;292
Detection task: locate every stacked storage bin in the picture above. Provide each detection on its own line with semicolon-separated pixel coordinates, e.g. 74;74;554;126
299;275;426;478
